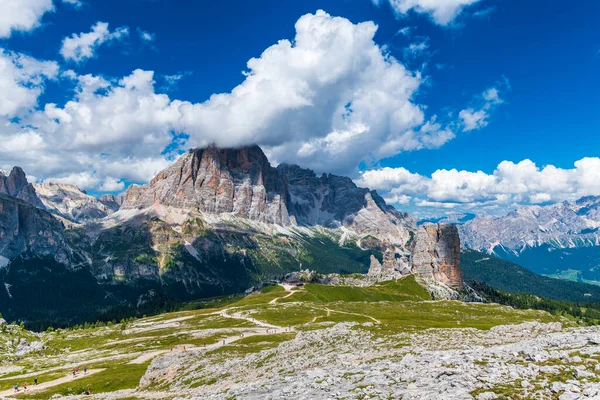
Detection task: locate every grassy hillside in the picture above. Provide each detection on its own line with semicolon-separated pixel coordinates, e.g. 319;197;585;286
462;249;600;303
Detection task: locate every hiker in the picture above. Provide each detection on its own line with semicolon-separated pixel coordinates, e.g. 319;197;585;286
84;367;87;375
184;346;186;351
13;383;18;393
34;377;38;385
23;383;27;391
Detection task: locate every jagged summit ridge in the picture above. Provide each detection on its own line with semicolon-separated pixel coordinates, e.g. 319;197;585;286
0;167;45;209
460;195;600;254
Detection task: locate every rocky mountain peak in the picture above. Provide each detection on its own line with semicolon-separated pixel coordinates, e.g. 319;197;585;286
0;167;45;209
121;145;416;246
124;145;290;224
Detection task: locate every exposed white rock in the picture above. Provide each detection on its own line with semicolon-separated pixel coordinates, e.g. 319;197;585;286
133;322;600;400
34;182;118;222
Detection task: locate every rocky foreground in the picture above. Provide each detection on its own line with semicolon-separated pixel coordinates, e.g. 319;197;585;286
58;320;600;400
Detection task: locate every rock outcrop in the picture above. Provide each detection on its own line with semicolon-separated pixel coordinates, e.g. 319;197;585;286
0;167;44;209
410;224;464;290
279;164;414;245
99;194;123;212
368;249;410;280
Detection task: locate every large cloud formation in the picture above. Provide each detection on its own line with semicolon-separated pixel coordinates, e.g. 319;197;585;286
1;10;471;190
360;158;600;213
177;10;453;173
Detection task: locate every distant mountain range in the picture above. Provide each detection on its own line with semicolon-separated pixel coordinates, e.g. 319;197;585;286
457;197;600;284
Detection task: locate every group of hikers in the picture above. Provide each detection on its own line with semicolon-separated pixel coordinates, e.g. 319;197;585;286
12;367;91;394
12;378;36;393
72;366;87;377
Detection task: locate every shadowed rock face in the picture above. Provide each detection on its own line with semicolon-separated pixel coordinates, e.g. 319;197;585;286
0;194;69;262
0;167;45;209
99;194;123;212
410;224;464;290
278;163;414;244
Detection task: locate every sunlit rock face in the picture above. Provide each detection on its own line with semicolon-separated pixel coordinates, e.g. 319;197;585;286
410;224;464;290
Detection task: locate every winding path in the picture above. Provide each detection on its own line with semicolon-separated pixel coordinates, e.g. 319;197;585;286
268;284;298;305
0;369;104;398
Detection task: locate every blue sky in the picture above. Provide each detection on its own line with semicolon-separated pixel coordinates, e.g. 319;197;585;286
0;0;599;217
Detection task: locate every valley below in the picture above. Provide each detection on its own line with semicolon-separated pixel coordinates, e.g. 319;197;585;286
1;277;600;400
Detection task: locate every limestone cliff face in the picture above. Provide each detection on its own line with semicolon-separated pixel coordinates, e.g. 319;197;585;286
410;224;464;290
122;146;290;225
99;194;123;212
0;167;45;209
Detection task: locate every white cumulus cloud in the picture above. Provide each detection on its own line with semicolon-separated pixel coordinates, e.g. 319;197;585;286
373;0;484;26
0;49;59;118
0;10;490;192
137;28;155;43
176;10;455;174
60;21;129;62
0;0;54;38
61;0;82;8
459;83;507;132
0;68;175;191
360;158;600;213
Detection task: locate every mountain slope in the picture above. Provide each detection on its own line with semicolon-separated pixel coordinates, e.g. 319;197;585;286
461;249;600;302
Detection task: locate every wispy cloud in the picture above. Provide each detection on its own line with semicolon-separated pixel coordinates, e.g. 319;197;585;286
60;21;129;62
